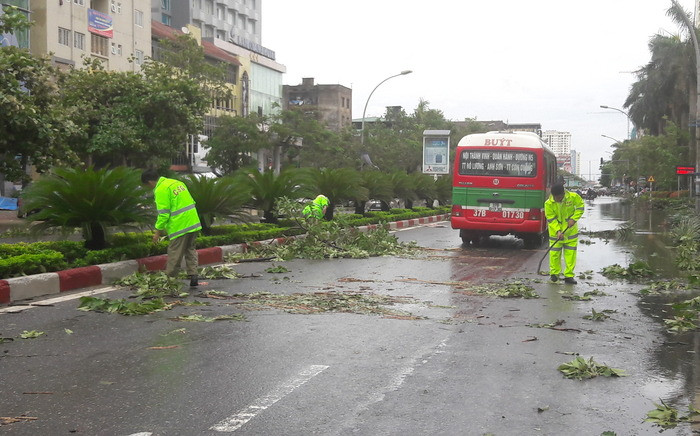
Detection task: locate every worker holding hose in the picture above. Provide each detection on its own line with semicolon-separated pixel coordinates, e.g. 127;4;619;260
545;183;584;284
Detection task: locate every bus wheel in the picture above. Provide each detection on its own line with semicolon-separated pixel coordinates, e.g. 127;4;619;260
460;230;476;246
523;234;545;249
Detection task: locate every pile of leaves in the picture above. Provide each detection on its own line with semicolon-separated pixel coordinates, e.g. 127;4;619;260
198;265;241;279
661;295;700;334
78;296;174;316
600;261;655;280
557;356;627;380
113;271;184;297
230;291;421;318
462;281;539;299
582;308;616;321
639;279;692;295
645;400;700;429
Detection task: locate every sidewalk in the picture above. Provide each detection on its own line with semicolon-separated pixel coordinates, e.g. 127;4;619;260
0;209;23;232
0;214;451;305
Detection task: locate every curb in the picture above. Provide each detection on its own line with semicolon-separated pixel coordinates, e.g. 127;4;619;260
0;214;450;304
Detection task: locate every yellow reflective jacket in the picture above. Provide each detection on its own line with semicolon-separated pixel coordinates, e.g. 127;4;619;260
544;190;584;241
153;177;202;240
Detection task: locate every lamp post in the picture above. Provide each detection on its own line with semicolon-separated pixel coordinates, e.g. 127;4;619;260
601;134;622;145
600;105;632;139
360;70;412;147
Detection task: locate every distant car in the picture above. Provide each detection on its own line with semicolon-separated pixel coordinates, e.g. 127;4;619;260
366;200;383;212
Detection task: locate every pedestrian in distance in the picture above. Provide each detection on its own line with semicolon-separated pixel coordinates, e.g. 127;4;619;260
141;169;203;287
545;183;584;284
303;194;330;220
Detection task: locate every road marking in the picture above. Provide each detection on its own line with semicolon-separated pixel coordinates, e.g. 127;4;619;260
0;286;120;314
210;364;329;432
125;433;152;436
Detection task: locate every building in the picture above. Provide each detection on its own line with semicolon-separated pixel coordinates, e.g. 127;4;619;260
541;130;580;174
283;78;352;131
1;0;30;48
151;0;261;47
30;0;150;71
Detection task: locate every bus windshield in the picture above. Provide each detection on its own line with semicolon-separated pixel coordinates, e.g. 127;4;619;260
458;149;537;177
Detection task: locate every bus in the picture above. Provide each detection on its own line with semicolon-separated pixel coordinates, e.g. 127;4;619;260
450;131;558;247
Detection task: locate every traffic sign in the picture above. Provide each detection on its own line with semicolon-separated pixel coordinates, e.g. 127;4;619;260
647;176;655;182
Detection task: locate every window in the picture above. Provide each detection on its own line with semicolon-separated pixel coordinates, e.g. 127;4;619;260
74;0;84;6
161;0;170;11
216;5;224;20
74;32;85;50
250;0;256;9
227;9;234;24
58;27;71;46
161;13;171;25
204;25;214;38
216;30;226;40
91;34;108;56
249;19;256;34
134;49;144;65
205;0;213;15
134;9;143;27
110;0;121;13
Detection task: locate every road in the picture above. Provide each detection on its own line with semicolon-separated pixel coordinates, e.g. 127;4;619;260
1;199;698;435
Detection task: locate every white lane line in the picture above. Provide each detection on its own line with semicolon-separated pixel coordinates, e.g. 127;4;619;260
210;364;329;432
125;433;153;436
0;286;121;314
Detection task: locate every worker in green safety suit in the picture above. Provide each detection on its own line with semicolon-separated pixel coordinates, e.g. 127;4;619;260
544;183;584;284
141;169;202;287
303;195;329;220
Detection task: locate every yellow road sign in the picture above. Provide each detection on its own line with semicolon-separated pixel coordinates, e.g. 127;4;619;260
647;176;655;182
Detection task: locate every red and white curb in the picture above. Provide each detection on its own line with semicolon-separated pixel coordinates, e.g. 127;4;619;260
0;214;449;305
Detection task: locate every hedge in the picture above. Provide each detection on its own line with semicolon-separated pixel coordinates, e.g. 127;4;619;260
0;207;450;279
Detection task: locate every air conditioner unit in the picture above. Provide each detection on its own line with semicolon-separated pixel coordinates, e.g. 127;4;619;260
111;4;116;12
111;46;117;54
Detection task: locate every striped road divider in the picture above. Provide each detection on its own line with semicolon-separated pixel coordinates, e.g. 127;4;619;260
0;214;449;305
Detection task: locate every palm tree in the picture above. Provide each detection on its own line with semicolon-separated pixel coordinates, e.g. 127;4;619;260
410;172;438;208
238;169;305;223
22;166;151;249
388;171;417;209
354;170;393;214
434;175;452;206
624;33;692;136
182;174;252;234
301;168;365;219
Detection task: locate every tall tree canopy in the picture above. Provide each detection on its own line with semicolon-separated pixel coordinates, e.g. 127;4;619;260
0;6;78;185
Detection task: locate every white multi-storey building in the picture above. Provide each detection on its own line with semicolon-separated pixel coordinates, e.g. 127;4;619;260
541;130;571;155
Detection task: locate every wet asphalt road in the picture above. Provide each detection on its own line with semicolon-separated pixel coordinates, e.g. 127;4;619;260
1;197;699;435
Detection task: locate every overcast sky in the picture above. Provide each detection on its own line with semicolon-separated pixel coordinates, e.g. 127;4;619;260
262;0;695;180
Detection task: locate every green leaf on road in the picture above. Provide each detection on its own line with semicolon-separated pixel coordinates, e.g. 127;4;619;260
20;330;45;339
558;356;627;380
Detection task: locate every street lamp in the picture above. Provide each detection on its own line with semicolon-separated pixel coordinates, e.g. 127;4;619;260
360;70;413;147
600;105;632;139
601;134;622;145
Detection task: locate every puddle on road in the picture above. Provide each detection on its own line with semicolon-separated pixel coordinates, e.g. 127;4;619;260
584;197;700;423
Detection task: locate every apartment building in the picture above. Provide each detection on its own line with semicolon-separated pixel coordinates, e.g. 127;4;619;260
30;0;150;71
283;78;352;131
151;0;261;47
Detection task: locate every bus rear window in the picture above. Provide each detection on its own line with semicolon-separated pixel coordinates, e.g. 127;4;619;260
458;149;536;177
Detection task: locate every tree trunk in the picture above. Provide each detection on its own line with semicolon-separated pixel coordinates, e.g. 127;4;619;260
85;222;107;250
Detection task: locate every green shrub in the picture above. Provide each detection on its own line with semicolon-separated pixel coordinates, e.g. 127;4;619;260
0;252;67;278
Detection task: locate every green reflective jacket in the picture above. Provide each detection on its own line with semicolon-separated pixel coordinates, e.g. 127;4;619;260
153;177;202;240
544;190;584;241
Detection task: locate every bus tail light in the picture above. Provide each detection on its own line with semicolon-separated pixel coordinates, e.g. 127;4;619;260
528;208;542;220
452;205;463;217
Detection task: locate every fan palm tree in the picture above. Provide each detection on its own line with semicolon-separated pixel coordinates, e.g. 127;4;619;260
410;172;438;208
238;169;305;223
22;166;151;249
388;171;417;209
182;174;252;234
354;170;393;214
300;168;365;220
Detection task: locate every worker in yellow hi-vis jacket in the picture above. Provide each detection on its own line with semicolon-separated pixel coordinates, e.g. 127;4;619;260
544;183;584;284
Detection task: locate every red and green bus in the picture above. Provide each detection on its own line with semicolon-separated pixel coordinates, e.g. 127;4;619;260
450;131;558;247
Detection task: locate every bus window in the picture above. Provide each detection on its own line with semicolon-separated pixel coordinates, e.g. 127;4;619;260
458;149;537;177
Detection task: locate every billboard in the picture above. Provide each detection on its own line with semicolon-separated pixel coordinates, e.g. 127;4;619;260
88;9;113;38
422;130;450;174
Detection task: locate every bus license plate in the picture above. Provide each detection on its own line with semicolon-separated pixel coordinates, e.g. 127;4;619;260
489;203;502;212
